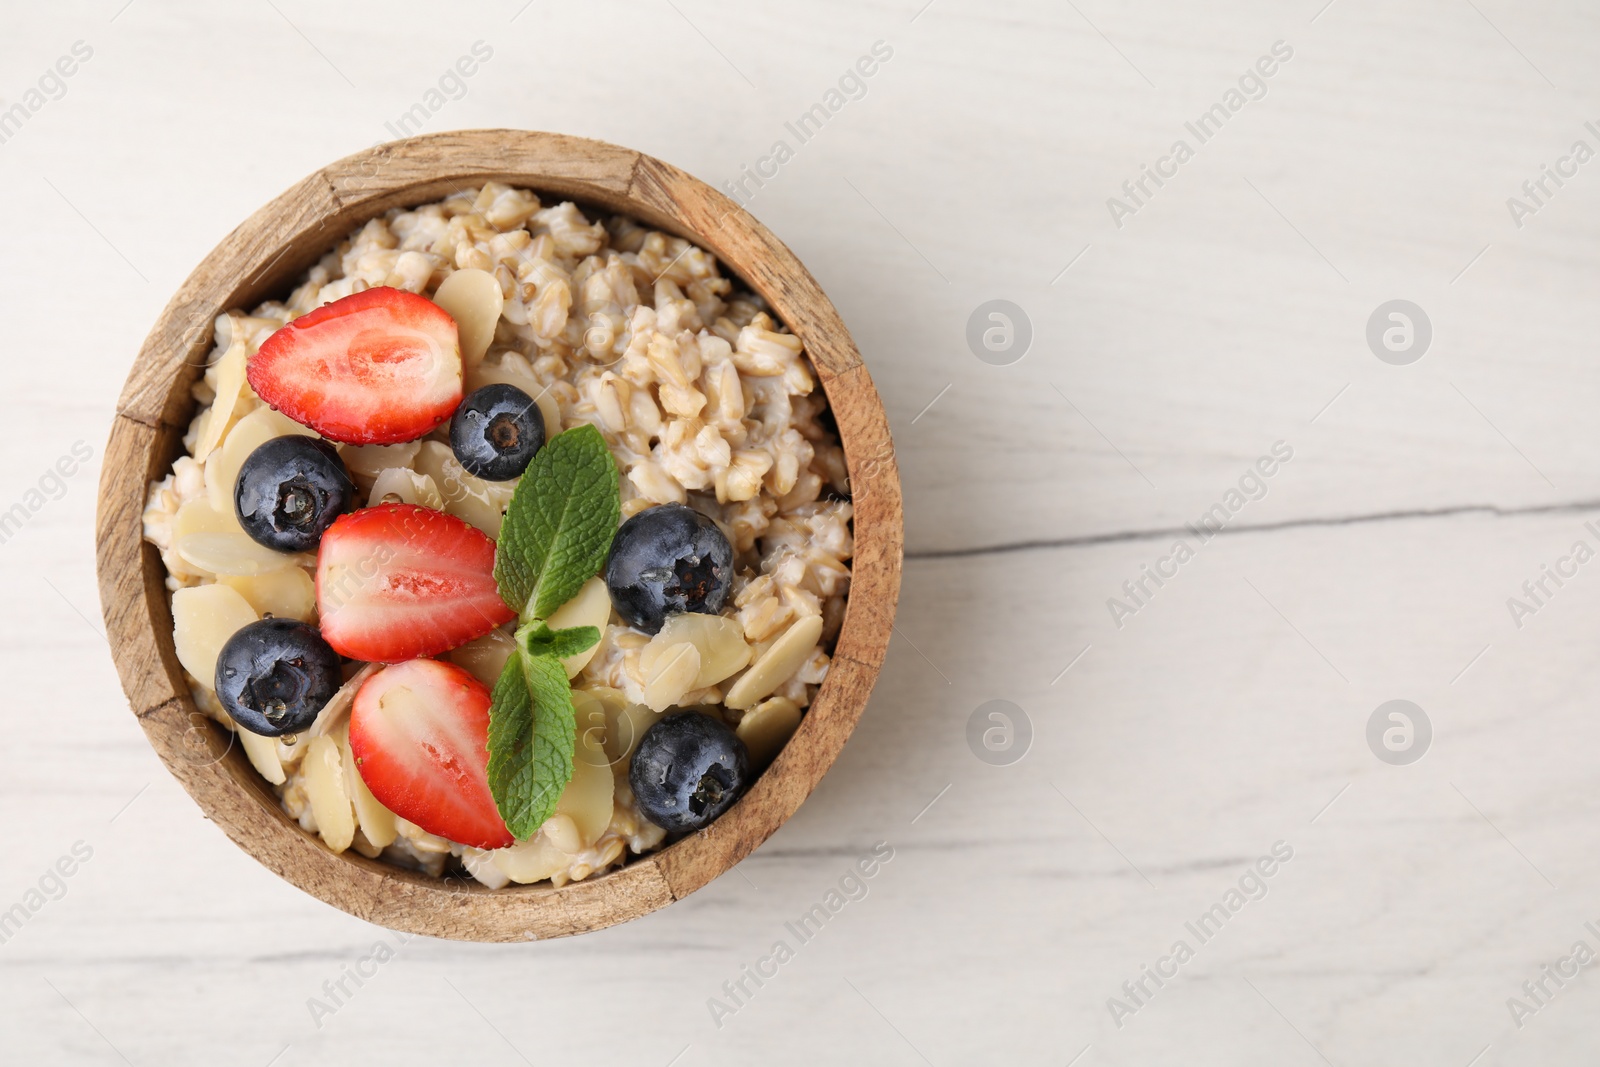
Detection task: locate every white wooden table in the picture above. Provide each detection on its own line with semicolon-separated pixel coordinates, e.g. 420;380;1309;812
5;1;1600;1063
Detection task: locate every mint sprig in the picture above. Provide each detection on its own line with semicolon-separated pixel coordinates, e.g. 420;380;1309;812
484;425;619;840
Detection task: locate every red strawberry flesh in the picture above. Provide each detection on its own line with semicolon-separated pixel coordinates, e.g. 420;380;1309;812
349;659;513;850
247;286;462;444
316;504;515;662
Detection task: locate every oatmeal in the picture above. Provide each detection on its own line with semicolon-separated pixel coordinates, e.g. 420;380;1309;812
142;184;852;888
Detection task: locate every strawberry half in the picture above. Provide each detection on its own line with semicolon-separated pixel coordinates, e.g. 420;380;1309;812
247;286;463;444
316;503;515;662
349;659;513;850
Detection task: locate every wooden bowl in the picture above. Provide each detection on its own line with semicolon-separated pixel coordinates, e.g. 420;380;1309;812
95;130;902;941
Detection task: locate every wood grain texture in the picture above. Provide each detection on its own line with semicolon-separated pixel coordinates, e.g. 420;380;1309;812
93;130;903;941
15;2;1600;1061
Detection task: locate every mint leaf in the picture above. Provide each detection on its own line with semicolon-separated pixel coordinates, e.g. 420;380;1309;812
485;656;537;836
516;649;580;834
485;649;579;839
517;620;601;662
495;424;621;622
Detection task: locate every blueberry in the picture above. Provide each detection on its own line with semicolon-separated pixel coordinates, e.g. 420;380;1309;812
605;504;733;634
214;618;342;737
450;384;545;481
629;711;750;832
234;436;354;552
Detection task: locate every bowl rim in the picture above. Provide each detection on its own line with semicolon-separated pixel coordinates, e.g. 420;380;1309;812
94;129;903;941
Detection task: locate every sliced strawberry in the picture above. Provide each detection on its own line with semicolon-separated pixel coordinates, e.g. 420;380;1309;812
349;659;512;850
317;504;515;662
247;286;462;444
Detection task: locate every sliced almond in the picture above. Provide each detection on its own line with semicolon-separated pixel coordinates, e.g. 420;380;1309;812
557;706;614;847
393;819;454;854
654;613;751;688
414;441;513;537
206;404;317;513
534;390;562;438
172;498;242;541
340;441;422;480
448;628;516;688
612;704;658;767
187;408;213;457
580;687;652;766
368;467;444;510
465;352;533;394
492;835;573;884
303;734;355;853
736;696;802;770
338;720;396;848
220;567;316;623
571;689;608;752
545;576;611;678
237;726;286;785
176;531;311;577
640;641;700;712
172;583;258;687
349;828;384;860
724;614;824;710
432;268;504;369
192;326;248;462
637;636;678;679
459;848;510;888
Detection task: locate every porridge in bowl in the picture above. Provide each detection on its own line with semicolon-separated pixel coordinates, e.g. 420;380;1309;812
141;183;852;889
